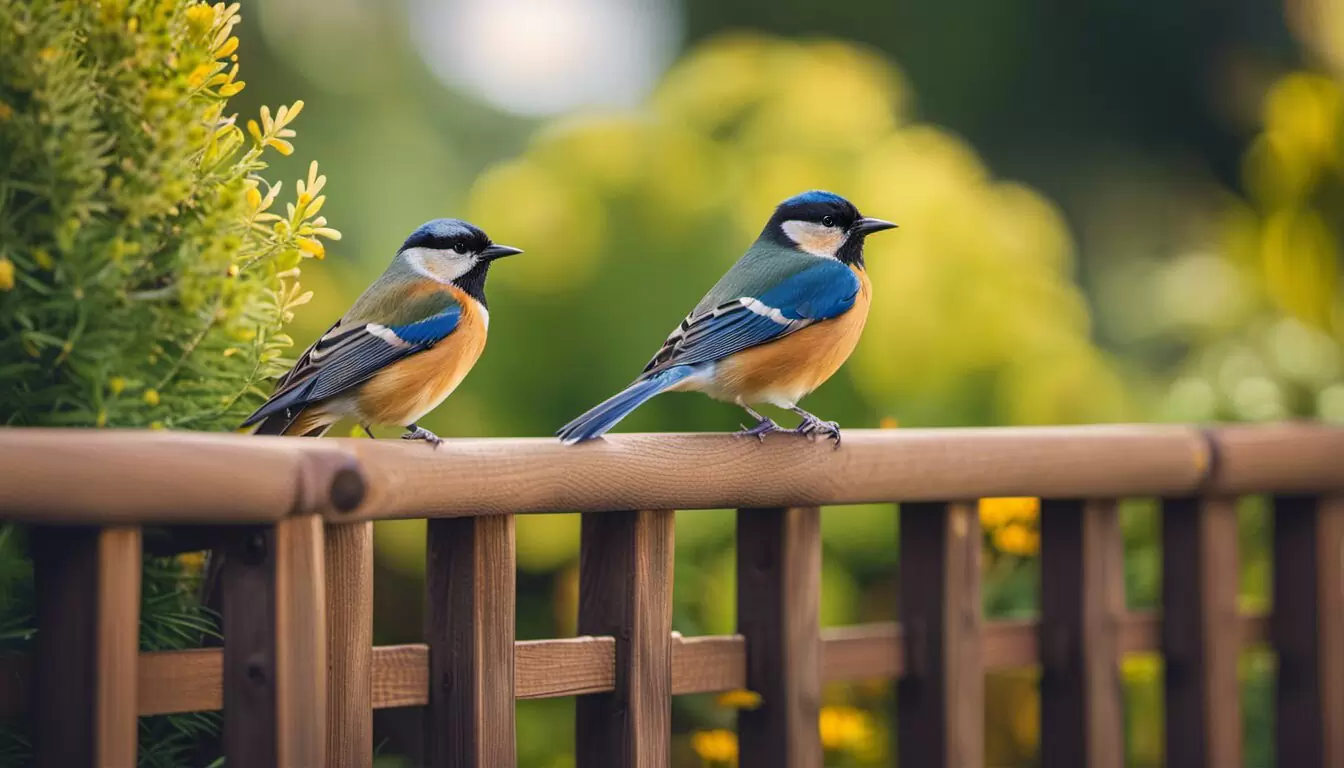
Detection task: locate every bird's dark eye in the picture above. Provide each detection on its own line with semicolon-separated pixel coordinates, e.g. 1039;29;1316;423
822;215;835;227
452;242;467;254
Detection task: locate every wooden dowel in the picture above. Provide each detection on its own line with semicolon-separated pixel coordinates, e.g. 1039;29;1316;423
576;510;674;767
1161;497;1241;767
275;515;327;767
1272;495;1344;768
325;522;374;768
32;526;142;768
425;514;517;768
735;507;822;768
1039;499;1124;768
897;501;983;768
336;426;1214;521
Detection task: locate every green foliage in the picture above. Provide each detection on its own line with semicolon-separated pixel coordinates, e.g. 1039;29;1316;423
0;0;337;430
0;2;333;764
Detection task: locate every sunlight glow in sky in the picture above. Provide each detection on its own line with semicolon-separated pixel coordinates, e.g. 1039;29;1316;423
408;0;682;117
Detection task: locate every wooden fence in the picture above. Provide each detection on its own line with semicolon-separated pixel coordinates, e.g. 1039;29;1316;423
0;423;1342;767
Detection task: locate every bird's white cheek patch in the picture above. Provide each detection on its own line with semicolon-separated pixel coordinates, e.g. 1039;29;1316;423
781;220;844;259
402;247;477;283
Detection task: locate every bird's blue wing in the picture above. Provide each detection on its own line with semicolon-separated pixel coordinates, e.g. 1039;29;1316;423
240;297;462;427
641;260;859;374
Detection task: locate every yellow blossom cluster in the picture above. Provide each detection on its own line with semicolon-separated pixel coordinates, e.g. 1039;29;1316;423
978;497;1041;556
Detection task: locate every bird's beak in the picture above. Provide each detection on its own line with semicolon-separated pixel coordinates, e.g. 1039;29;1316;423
852;217;898;235
481;244;524;260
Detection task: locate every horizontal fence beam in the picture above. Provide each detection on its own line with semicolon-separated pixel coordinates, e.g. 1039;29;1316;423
0;613;1273;717
4;425;1344;522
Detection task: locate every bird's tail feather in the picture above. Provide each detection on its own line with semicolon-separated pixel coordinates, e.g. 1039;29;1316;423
557;365;698;444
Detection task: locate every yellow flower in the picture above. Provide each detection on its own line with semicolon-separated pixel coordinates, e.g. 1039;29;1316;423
297;237;325;259
108;377;126;395
187;63;214;89
218;81;245;97
993;523;1039;556
177;551;206;573
879;416;899;428
142;388;160;406
0;258;14;291
266;137;294;156
715;689;762;710
819;705;876;752
978;497;1039;529
213;36;239;59
690;729;738;766
184;4;215;36
33;248;53;270
149;421;165;430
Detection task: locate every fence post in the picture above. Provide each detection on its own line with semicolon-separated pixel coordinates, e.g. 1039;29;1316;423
576;510;674;767
326;521;374;768
32;525;141;768
736;506;822;768
222;517;326;768
1272;495;1344;768
897;501;983;768
1161;497;1241;767
425;514;517;768
1039;499;1124;768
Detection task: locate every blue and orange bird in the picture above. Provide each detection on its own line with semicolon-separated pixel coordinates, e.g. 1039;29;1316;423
240;219;523;445
557;191;895;446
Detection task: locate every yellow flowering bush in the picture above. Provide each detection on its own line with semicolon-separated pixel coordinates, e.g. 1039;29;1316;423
0;0;338;430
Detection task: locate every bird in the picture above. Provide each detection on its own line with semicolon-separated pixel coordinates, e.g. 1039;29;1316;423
239;218;523;446
557;190;895;447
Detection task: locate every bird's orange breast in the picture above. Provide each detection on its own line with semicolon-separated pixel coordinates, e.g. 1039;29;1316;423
356;286;488;427
710;266;871;407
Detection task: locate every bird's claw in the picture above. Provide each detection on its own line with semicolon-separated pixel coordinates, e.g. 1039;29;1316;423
734;417;783;442
402;424;444;448
795;416;842;447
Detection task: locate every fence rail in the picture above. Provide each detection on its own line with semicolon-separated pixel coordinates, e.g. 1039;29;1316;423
1;423;1342;767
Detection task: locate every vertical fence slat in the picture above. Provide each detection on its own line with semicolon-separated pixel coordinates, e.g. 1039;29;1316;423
576;509;674;767
275;515;327;767
223;525;278;767
736;506;822;768
1273;494;1344;768
426;514;517;768
1039;499;1124;768
1161;496;1241;767
326;521;374;768
898;501;983;768
32;526;141;768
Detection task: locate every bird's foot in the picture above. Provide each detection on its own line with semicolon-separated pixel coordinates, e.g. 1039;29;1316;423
794;414;842;447
734;417;783;442
402;423;443;448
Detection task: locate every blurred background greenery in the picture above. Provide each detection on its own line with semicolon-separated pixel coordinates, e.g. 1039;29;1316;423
225;0;1344;764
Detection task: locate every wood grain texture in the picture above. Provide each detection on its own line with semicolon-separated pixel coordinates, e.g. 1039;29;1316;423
1206;424;1344;494
275;516;327;767
736;507;822;768
0;429;364;523
1162;497;1241;768
335;426;1215;520
6;425;1344;524
1039;500;1124;768
898;501;984;768
222;526;278;767
425;515;517;768
97;527;142;768
325;522;374;768
576;510;674;767
1272;495;1344;768
31;527;141;768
